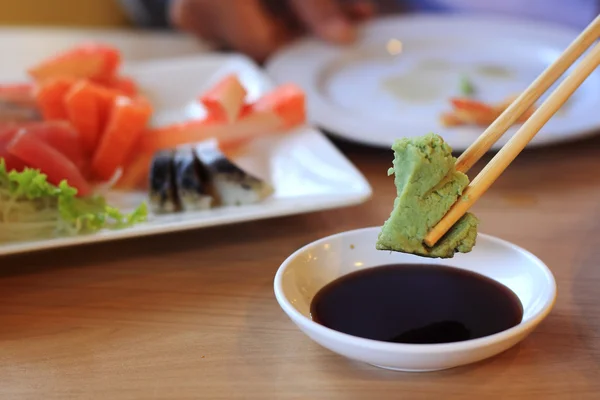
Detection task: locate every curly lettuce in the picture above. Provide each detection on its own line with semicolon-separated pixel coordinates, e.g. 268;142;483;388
0;159;147;242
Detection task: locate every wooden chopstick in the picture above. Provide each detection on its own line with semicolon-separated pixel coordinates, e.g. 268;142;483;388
455;14;600;174
424;40;600;248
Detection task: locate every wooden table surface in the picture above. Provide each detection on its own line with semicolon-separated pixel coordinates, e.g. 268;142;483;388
1;135;599;399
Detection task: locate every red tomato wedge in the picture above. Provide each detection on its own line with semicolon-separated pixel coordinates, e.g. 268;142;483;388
7;130;91;196
239;103;253;118
138;118;219;153
0;124;20;140
105;76;138;97
248;83;306;128
91;96;153;181
35;77;77;120
64;80;101;153
139;111;284;153
19;121;86;171
138;82;306;154
0;121;86;172
0;83;35;107
142;118;218;139
28;43;121;83
64;82;122;134
0;126;27;172
0;150;27;172
217;111;285;151
199;74;247;123
439;112;463;127
90;85;121;129
450;97;495;114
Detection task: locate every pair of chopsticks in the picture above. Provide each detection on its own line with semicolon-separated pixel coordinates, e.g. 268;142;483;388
424;15;600;247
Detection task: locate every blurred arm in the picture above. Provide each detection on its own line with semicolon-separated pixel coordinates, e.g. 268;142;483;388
118;0;172;28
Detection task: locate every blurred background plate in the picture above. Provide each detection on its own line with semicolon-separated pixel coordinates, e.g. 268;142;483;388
266;14;600;151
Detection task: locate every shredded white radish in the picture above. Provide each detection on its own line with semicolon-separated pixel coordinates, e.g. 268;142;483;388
92;167;123;195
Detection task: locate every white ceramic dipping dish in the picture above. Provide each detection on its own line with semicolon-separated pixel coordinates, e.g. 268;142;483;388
274;227;556;372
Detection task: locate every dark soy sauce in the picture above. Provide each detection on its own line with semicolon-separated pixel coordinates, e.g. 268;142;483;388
310;264;523;344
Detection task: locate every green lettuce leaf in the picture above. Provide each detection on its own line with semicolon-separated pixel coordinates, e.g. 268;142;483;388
0;159;147;242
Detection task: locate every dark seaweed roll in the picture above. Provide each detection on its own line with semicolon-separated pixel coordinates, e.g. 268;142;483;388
193;140;273;207
173;148;213;211
148;149;181;213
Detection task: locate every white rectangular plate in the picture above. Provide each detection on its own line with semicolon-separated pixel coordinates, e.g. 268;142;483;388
0;52;372;256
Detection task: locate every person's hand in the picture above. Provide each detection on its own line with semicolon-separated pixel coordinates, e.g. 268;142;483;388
169;0;374;61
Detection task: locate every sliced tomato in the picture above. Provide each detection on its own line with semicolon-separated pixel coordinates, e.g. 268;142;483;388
63;82;122;135
138;83;304;154
450;97;500;126
450;97;495;113
138;118;219;153
21;121;86;170
91;96;152;181
0;83;35;107
0;122;51;140
90;85;121;131
28;43;121;83
7;130;91;196
35;77;77;120
0;126;26;172
239;103;253;118
139;111;284;153
0;151;27;172
199;74;247;123
217;111;285;151
64;80;101;153
142;117;218;138
249;83;305;128
439;112;463;127
105;75;138;97
0;124;19;141
0;121;86;170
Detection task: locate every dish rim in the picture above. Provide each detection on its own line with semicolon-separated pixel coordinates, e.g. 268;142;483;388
274;227;557;353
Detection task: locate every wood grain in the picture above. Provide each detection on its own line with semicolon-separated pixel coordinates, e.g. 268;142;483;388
1;135;600;399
